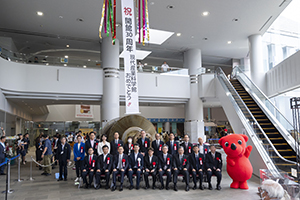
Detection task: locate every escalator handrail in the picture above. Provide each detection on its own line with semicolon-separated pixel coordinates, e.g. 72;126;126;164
216;67;297;166
232;66;294;128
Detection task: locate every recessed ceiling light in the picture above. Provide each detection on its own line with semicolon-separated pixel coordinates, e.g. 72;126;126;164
150;2;154;5
227;41;232;44
66;44;69;48
207;69;211;71
76;18;84;22
202;11;210;16
59;16;63;19
176;33;181;36
232;18;238;22
191;36;194;38
65;55;68;58
167;5;174;9
83;65;87;68
203;37;208;40
37;11;43;16
64;64;67;66
144;63;148;65
88;59;91;61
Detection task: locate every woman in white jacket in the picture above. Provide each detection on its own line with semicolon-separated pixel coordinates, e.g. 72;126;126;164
97;134;110;155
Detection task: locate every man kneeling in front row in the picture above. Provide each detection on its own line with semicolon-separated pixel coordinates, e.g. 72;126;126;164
95;145;112;189
82;148;97;189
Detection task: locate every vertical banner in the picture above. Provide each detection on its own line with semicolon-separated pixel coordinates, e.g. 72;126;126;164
121;0;139;114
157;123;163;134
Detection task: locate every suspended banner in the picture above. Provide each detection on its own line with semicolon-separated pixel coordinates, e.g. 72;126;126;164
121;0;140;114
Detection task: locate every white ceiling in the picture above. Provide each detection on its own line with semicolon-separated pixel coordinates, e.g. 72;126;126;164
0;0;291;115
0;0;291;67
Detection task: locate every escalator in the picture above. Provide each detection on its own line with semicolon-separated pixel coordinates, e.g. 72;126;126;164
230;79;297;174
215;67;298;179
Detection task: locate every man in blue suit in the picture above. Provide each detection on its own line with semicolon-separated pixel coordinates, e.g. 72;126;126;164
128;143;143;190
73;135;85;181
0;136;6;175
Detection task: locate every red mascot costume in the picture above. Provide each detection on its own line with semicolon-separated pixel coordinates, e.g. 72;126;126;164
219;134;253;189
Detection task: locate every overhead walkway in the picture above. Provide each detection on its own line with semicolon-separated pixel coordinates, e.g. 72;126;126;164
216;67;298;179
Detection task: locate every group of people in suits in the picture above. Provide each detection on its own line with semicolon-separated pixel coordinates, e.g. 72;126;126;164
69;130;223;192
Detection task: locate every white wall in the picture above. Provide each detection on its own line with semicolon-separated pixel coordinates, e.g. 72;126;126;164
199;74;215;98
33;104;185;122
267;50;300;97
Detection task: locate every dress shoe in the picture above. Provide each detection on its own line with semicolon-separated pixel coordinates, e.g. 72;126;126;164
159;185;164;190
166;186;170;190
136;186;140;190
0;173;6;175
85;184;89;189
174;184;178;191
57;178;63;181
119;185;123;191
208;184;213;190
95;185;101;190
39;167;43;170
105;185;109;190
193;185;197;190
45;173;51;176
41;172;47;175
185;185;190;192
216;185;222;190
129;185;134;190
144;185;149;190
199;185;204;190
152;185;156;190
64;178;67;181
111;185;116;191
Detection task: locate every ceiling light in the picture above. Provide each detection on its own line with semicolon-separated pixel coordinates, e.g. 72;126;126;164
176;33;181;36
76;18;84;22
207;69;211;71
203;37;208;40
83;65;87;68
64;64;67;66
150;2;154;5
37;11;43;16
59;16;63;19
66;44;69;48
227;41;232;44
167;5;174;9
88;59;91;61
64;55;68;58
144;63;148;65
232;18;238;22
202;11;210;16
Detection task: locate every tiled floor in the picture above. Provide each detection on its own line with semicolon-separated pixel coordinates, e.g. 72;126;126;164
0;149;261;200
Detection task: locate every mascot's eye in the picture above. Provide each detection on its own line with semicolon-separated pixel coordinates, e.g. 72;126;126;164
224;142;229;147
238;140;242;145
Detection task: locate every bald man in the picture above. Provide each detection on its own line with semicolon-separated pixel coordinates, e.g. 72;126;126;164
198;137;209;159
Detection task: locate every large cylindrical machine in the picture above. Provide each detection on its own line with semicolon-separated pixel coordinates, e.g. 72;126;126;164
102;114;157;143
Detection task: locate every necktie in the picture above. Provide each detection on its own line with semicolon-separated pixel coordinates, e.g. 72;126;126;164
104;155;106;162
78;143;80;151
150;156;152;163
157;140;159;147
164;155;166;162
89;156;92;165
186;142;188;148
212;154;215;159
196;154;199;159
180;155;182;163
118;155;122;169
116;139;118;145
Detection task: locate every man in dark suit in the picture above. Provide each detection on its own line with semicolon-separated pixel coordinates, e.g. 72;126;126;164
190;145;205;190
137;130;150;156
166;133;179;155
181;134;193;155
82;148;97;189
57;136;71;181
158;145;172;190
112;145;129;191
198;137;209;159
206;144;222;190
152;133;164;157
85;132;99;156
128;143;144;190
52;135;61;165
110;132;124;156
144;147;158;190
0;136;6;175
173;146;190;191
95;145;113;189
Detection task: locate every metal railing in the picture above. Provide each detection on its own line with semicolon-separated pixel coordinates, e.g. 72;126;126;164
232;66;297;152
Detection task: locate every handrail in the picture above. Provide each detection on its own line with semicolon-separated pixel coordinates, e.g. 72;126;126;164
232;66;294;127
216;67;297;166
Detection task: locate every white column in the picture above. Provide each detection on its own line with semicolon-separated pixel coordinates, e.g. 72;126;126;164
101;37;120;128
164;122;170;134
248;34;266;93
184;49;205;143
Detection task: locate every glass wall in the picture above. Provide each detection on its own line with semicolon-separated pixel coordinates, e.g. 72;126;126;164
262;0;300;72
